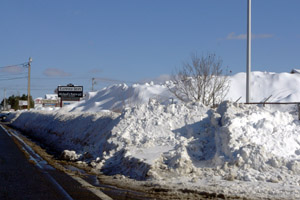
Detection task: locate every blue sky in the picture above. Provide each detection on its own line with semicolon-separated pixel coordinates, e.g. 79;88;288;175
0;0;299;100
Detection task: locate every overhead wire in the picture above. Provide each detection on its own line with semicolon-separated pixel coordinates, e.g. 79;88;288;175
0;62;28;81
0;62;28;69
0;71;27;75
31;77;89;80
0;63;139;98
0;76;28;81
0;88;54;91
92;77;136;84
0;63;30;98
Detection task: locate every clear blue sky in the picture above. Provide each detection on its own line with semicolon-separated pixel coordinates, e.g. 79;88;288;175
0;0;299;100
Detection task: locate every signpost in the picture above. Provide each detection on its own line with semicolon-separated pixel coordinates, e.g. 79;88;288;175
19;100;28;110
42;99;59;107
19;100;28;106
57;84;83;107
57;86;83;98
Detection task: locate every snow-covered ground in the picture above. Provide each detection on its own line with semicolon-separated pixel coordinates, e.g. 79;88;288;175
59;71;300;112
7;71;300;199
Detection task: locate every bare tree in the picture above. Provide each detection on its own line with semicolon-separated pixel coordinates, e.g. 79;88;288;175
168;53;230;107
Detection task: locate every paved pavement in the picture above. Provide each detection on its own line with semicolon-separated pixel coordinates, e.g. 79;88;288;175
0;125;102;200
0;125;69;199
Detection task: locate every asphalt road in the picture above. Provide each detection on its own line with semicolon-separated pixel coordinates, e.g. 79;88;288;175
0;124;227;200
0;125;103;200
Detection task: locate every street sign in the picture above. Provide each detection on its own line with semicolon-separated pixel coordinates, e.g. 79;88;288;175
19;100;28;106
57;86;83;98
58;86;83;92
42;99;59;104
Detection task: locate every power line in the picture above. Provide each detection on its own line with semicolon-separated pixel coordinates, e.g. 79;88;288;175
0;76;28;81
31;77;89;80
92;77;135;84
0;72;27;77
0;62;28;69
0;88;53;91
31;76;136;83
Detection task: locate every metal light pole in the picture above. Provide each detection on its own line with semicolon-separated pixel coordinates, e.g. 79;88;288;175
246;0;251;103
27;57;32;110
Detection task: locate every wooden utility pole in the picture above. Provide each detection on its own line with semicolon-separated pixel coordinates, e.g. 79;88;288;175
92;78;95;92
3;89;6;111
27;57;32;110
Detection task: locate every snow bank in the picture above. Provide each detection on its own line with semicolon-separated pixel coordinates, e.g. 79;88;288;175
10;101;208;180
214;102;300;183
8;71;300;198
10;101;300;184
228;71;300;102
61;83;172;113
56;71;300;113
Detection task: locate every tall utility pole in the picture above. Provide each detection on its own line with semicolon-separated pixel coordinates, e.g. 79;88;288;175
27;57;32;110
92;78;95;92
246;0;251;103
3;89;6;111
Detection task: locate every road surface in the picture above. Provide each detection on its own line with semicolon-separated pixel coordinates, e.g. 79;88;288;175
0;125;105;200
0;124;218;200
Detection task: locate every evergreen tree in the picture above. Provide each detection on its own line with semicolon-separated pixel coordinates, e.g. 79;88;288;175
1;94;34;110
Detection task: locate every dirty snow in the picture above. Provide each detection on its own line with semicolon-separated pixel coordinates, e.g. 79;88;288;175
7;71;300;199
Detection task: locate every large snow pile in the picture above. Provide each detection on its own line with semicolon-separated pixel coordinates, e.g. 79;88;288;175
62;82;172;112
8;71;300;198
227;71;300;103
9;100;300;198
10;100;208;180
59;71;300;113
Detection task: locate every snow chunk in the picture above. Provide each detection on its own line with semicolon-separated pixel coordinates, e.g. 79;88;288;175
60;150;81;161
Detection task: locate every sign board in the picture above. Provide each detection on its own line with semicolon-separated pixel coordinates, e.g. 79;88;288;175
62;101;78;106
19;100;28;106
42;99;59;107
42;99;59;104
44;103;57;107
57;86;83;98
